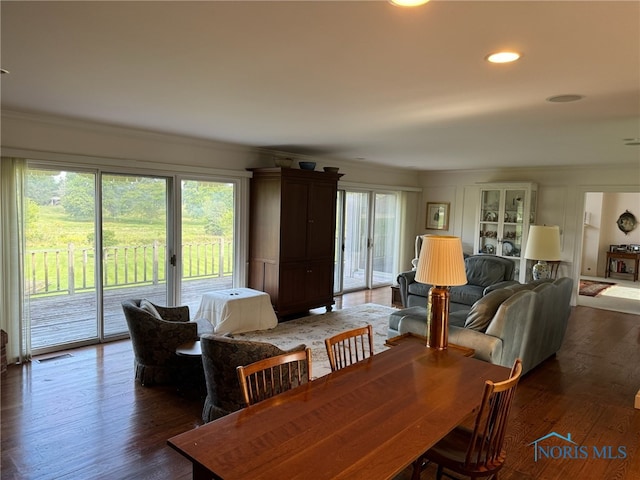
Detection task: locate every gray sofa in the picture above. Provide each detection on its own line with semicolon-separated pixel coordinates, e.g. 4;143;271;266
396;254;518;313
390;277;573;374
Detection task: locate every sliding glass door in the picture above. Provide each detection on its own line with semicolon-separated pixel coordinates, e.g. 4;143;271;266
179;179;235;314
335;189;400;294
101;174;169;337
23;165;242;355
25;168;99;350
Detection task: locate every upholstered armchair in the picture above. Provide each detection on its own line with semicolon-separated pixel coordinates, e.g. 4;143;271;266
121;299;199;386
200;334;307;423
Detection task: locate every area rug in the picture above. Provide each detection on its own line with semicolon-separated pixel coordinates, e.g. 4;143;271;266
579;280;616;297
232;303;395;379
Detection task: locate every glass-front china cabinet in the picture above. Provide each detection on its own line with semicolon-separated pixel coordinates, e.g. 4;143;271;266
475;183;537;283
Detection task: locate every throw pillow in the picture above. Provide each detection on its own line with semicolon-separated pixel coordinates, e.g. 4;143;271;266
464;289;514;332
140;299;162;319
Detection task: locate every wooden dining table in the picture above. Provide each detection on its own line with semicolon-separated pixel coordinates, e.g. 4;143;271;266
167;338;510;480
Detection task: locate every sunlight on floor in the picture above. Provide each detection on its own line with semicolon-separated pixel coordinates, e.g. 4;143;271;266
578;276;640;315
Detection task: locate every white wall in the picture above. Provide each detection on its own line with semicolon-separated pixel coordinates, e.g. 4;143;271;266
582;192;603;276
1;110;422;188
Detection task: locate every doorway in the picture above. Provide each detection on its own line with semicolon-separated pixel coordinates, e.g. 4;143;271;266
335;189;400;294
577;190;640;314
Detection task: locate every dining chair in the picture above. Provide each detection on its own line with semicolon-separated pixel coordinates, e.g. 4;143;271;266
411;358;523;480
236;348;312;407
324;324;374;372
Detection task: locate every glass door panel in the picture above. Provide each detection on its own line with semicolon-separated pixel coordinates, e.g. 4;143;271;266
180;180;235;313
342;192;369;291
503;189;526;258
479;189;501;255
102;174;168;337
25;168;99;351
371;193;399;287
334;191;345;294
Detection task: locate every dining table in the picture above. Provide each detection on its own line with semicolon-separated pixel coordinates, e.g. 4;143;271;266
167;337;510;480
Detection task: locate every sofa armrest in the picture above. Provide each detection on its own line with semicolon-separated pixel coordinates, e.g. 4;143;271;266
397;270;417;308
483;280;520;296
448;326;503;365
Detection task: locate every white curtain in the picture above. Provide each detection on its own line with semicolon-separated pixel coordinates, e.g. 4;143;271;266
0;157;30;363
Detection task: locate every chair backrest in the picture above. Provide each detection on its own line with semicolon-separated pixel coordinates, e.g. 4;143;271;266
324;324;374;372
464;358;522;470
236;348;312;407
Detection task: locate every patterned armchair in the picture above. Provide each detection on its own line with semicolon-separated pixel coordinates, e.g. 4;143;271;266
200;334;307;422
121;299;199;386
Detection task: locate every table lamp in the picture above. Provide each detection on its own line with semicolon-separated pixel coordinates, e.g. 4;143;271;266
415;235;467;350
524;225;561;280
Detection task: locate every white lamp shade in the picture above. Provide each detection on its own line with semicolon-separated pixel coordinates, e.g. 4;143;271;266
524;225;561;261
415;235;467;287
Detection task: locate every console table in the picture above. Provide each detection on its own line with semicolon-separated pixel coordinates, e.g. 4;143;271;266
605;251;640;282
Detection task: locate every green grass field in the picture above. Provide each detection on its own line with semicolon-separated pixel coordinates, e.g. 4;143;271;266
26;205;233;295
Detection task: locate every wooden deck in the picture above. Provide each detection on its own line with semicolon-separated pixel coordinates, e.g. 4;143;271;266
28;277;232;351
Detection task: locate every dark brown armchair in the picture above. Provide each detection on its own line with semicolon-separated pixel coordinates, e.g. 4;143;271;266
200;334;307;422
121;299;199;386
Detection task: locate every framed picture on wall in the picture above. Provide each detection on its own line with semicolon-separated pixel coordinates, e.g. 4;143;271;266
426;202;450;230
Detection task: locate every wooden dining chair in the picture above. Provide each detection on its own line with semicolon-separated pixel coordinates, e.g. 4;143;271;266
412;358;523;480
236;348;312;407
324;324;374;372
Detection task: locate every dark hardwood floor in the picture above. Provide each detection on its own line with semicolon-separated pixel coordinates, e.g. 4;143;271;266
2;288;639;480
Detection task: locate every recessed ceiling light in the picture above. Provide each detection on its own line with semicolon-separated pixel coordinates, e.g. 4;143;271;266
389;0;430;7
546;94;584;103
485;52;521;63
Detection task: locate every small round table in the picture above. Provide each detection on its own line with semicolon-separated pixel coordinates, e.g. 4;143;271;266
176;340;202;357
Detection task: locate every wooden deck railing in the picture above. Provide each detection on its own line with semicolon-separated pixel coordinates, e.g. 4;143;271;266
26;238;233;297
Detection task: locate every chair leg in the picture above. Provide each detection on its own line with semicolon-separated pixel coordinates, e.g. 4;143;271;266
411;456;424;480
436;464;444;480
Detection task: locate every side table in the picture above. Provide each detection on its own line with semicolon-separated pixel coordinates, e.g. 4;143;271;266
605;251;639;282
390;285;403;308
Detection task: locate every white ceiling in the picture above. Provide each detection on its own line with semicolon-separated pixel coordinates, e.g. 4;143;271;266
1;1;639;171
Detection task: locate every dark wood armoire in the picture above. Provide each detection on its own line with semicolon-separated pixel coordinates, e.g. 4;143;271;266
248;167;342;317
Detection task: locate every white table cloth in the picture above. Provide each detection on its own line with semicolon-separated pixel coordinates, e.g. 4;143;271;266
194;288;278;334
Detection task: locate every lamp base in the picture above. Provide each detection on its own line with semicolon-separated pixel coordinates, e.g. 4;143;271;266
427;286;449;350
532;261;551;280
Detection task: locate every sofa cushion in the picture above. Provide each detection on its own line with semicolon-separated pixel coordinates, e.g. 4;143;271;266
450;285;484;306
465;257;509;287
464;288;515;332
389;306;427;333
408;281;431;298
